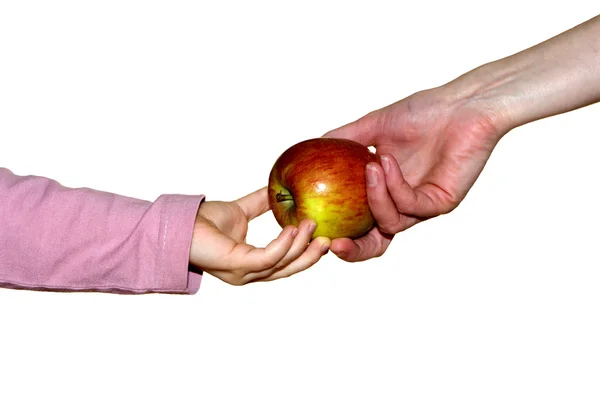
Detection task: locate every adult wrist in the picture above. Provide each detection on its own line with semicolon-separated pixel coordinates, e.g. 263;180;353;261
443;15;600;138
439;60;521;141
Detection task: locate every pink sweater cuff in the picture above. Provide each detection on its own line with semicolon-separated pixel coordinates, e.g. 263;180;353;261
155;194;204;294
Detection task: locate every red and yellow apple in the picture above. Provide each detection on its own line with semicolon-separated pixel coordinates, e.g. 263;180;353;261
268;138;379;239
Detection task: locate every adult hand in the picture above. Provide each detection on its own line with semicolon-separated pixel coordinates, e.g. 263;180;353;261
324;87;507;262
323;15;600;263
190;187;330;285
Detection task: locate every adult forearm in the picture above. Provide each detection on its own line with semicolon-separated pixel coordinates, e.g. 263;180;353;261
449;15;600;132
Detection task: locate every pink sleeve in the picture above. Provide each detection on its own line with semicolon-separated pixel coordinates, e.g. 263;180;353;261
0;167;204;294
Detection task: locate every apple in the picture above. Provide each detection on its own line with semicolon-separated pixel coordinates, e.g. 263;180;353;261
268;138;379;239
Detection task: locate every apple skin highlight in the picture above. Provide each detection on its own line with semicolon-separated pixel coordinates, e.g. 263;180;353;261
268;138;379;240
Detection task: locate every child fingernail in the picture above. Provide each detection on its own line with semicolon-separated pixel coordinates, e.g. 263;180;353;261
292;228;299;238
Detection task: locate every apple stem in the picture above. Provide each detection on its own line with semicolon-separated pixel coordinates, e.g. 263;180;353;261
276;192;294;202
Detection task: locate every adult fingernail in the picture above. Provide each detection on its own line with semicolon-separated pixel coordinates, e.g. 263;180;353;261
366;165;378;187
292;228;299;238
309;221;317;234
321;242;330;254
381;155;390;173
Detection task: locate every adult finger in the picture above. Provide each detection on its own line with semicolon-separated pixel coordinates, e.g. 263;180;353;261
322;112;379;147
365;161;417;234
380;154;442;218
252;237;331;282
329;228;393;262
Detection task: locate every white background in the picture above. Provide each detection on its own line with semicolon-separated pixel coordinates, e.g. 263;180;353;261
1;1;599;399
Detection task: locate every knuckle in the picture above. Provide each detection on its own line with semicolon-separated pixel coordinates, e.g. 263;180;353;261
446;199;461;213
370;245;388;259
399;197;418;214
378;220;402;235
262;257;278;270
374;249;386;258
378;224;395;235
274;252;296;269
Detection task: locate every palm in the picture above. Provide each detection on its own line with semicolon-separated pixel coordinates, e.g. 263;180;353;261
191;201;252;269
199;201;249;243
324;88;503;261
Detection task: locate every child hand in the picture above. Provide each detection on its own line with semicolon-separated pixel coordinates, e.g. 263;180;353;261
189;187;330;285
